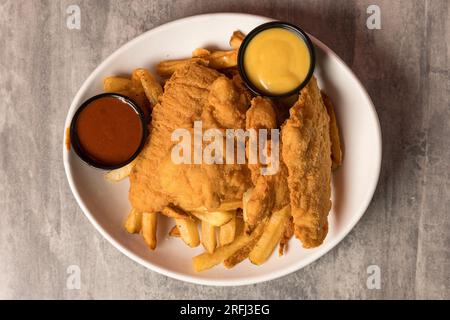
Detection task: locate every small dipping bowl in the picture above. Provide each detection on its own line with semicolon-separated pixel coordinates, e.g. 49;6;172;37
238;21;316;98
70;93;147;170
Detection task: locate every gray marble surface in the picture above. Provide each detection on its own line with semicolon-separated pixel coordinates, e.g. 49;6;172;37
0;0;448;299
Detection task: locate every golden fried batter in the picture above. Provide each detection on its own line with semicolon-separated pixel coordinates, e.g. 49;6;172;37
129;63;251;213
281;76;332;248
244;97;290;231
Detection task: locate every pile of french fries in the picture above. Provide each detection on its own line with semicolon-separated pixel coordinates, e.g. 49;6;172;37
101;30;343;272
123;197;293;272
156;31;244;77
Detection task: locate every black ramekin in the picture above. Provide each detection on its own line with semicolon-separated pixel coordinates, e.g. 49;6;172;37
69;93;148;170
238;21;316;98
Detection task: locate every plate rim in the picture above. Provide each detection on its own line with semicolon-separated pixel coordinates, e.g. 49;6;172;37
63;12;382;286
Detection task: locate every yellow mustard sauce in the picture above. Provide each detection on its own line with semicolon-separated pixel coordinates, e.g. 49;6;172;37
244;28;311;95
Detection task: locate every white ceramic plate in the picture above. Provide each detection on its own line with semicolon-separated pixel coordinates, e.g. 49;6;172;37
63;13;381;286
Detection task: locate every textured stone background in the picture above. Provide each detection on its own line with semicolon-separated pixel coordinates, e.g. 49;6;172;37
0;0;448;299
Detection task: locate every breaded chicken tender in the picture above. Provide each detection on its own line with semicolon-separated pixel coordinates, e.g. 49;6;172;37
129;63;251;213
244;97;290;232
281;76;332;248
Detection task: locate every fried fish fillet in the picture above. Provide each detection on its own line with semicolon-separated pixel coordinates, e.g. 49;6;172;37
129;63;251;213
244;97;290;231
281;76;332;248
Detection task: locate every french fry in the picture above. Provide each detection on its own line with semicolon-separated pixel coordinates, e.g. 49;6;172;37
249;205;291;265
124;208;143;234
131;70;143;89
207;50;238;69
103;76;132;93
133;68;163;107
191;210;234;227
176;218;200;247
169;225;181;237
201;221;217;254
219;213;236;246
242;188;253;229
157;50;236;77
321;92;342;170
142;212;158;250
192;48;211;57
229;30;245;49
192;223;264;272
162;206;191;220
223;232;260;269
104;158;137;182
223;217;259;268
156;57;209;77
